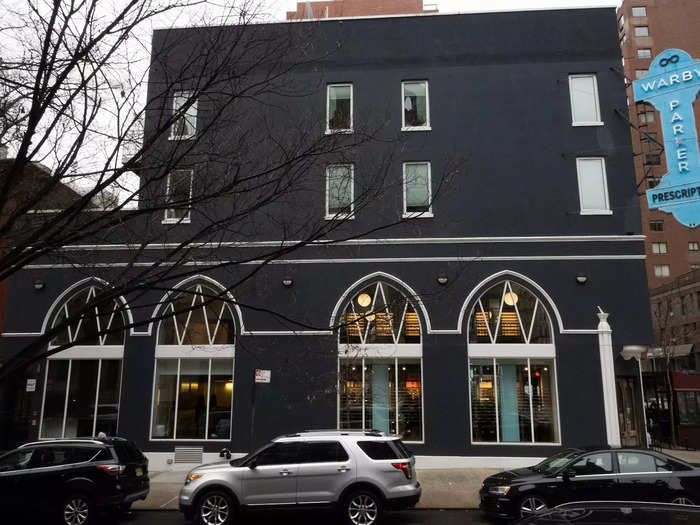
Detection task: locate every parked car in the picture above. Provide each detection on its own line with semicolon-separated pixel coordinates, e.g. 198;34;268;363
480;447;700;520
179;429;421;525
0;437;149;525
515;501;700;524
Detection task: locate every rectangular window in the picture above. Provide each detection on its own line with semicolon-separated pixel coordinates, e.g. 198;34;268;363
650;220;664;232
576;157;611;214
339;358;423;442
635;69;649;80
689;242;699;251
326;164;354;218
469;358;559;444
568;75;603;126
170;91;197;140
654;265;670;277
164;170;193;223
652;242;667;254
403;162;432;217
40;359;122;439
635;26;649;37
646;176;660;189
632;7;647;17
642;132;658;143
150;358;233;440
638;48;652;59
327;84;353;133
638;111;655;123
678;392;700;425
402;81;430;130
645;153;661;165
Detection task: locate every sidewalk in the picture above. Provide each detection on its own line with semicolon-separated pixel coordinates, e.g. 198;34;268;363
132;468;500;510
662;448;700;465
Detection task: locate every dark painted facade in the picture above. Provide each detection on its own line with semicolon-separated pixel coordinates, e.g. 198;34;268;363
0;9;652;465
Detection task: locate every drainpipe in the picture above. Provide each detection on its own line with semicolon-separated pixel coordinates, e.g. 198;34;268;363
597;308;621;447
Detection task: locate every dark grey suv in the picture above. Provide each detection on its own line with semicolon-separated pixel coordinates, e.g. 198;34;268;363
179;430;421;525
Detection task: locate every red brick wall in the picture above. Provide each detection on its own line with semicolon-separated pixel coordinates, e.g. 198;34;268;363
287;0;436;20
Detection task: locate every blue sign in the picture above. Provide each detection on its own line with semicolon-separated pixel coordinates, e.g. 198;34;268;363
633;49;700;228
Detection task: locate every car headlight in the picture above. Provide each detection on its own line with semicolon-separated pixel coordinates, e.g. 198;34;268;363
488;486;511;495
185;473;203;485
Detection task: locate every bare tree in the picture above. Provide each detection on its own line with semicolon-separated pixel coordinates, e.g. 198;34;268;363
0;0;463;380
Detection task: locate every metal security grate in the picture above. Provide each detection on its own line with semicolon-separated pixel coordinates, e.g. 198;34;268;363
174;447;203;463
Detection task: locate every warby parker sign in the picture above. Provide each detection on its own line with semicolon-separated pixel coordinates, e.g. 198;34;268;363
633;49;700;228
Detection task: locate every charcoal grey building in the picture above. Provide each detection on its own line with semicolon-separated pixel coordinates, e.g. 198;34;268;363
0;7;652;469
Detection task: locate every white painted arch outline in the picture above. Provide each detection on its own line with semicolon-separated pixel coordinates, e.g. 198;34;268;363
149;274;245;338
40;276;136;337
329;271;433;334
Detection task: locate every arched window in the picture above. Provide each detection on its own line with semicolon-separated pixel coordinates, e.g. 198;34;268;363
151;282;235;441
467;280;560;445
40;284;126;439
337;281;423;443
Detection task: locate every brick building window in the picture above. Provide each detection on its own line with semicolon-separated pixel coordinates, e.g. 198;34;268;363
637;49;652;59
635;69;649;80
639;111;655;123
689;242;699;252
634;26;649;37
649;220;664;232
652;242;667;254
645;154;661;166
653;265;670;278
632;7;647;17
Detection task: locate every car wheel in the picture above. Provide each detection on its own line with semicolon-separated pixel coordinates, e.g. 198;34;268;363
62;494;92;525
196;491;234;525
671;495;696;505
519;494;548;518
344;489;383;525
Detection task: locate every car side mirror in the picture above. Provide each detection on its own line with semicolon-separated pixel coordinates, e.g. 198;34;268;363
563;468;576;480
219;448;232;460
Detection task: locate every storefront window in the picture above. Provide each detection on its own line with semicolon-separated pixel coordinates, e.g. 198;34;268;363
40;359;122;438
678;391;700;425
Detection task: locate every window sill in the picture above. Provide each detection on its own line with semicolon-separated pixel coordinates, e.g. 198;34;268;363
580;210;613;215
402;126;432;132
572;122;605;127
325;214;355;221
325;129;354;135
162;218;192;224
402;212;434;219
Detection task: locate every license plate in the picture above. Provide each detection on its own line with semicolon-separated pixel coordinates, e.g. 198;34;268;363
136;467;143;477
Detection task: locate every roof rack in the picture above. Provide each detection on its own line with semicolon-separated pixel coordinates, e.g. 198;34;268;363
18;438;107;448
300;429;388;437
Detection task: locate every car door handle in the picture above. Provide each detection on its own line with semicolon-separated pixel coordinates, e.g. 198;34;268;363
279;469;292;476
337;466;350;473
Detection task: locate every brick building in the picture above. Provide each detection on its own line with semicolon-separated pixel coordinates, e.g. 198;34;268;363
286;0;437;20
617;0;700;287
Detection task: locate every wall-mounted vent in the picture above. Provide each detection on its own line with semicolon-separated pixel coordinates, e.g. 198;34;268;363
174;447;203;463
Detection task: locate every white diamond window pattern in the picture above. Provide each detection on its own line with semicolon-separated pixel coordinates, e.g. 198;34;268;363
158;284;235;345
49;285;126;347
339;282;420;345
469;281;551;344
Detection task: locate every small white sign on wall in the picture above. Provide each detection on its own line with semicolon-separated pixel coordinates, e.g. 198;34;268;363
255;369;271;383
26;379;36;392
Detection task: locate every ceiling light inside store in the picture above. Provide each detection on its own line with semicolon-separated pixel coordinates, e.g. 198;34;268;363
504;292;519;306
357;293;372;307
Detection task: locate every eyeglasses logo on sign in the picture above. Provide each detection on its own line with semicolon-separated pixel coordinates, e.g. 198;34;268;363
633;49;700;228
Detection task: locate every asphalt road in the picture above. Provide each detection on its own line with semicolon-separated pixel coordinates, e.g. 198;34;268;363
107;508;496;525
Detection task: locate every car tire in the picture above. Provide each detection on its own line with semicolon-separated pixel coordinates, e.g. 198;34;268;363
343;489;383;525
671;495;696;505
518;494;548;519
61;493;93;525
195;490;235;525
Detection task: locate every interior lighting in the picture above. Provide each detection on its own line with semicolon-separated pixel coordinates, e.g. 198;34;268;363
504;292;519;306
357;293;372;307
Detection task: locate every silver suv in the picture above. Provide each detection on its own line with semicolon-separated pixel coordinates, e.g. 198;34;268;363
179;430;421;525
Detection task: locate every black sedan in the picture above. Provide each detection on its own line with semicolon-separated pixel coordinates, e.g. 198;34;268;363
515;501;700;524
480;448;700;520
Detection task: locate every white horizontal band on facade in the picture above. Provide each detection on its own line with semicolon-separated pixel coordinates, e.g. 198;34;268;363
47;346;124;359
468;344;556;359
155;345;235;358
241;330;333;336
20;254;647;270
338;343;422;358
54;235;646;252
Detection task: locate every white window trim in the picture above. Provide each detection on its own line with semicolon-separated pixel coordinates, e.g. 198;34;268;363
149;356;235;442
155;345;235;359
325;164;355;220
401;80;431;132
163;169;194;224
468;356;562;446
576;157;612;215
568;74;604;127
47;345;124;360
468;344;556;359
402;162;434;219
326;83;353;134
169;91;197;141
336;355;425;444
338;343;422;359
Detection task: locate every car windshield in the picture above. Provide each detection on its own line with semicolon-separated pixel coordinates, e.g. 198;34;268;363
531;449;582;474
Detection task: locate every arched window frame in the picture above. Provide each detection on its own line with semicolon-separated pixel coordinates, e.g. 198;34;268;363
467;279;562;446
336;279;425;444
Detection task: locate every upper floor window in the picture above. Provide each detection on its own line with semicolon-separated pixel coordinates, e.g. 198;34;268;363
652;242;667;254
164;170;193;224
170;91;197;140
645;154;661;166
327;84;353;133
654;265;670;278
576;157;611;215
631;7;647;17
635;69;649;80
634;26;649;37
402;81;430;130
403;162;432;217
689;242;699;252
639;110;655;123
638;48;652;59
649;220;664;232
568;74;603;126
326;164;354;219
